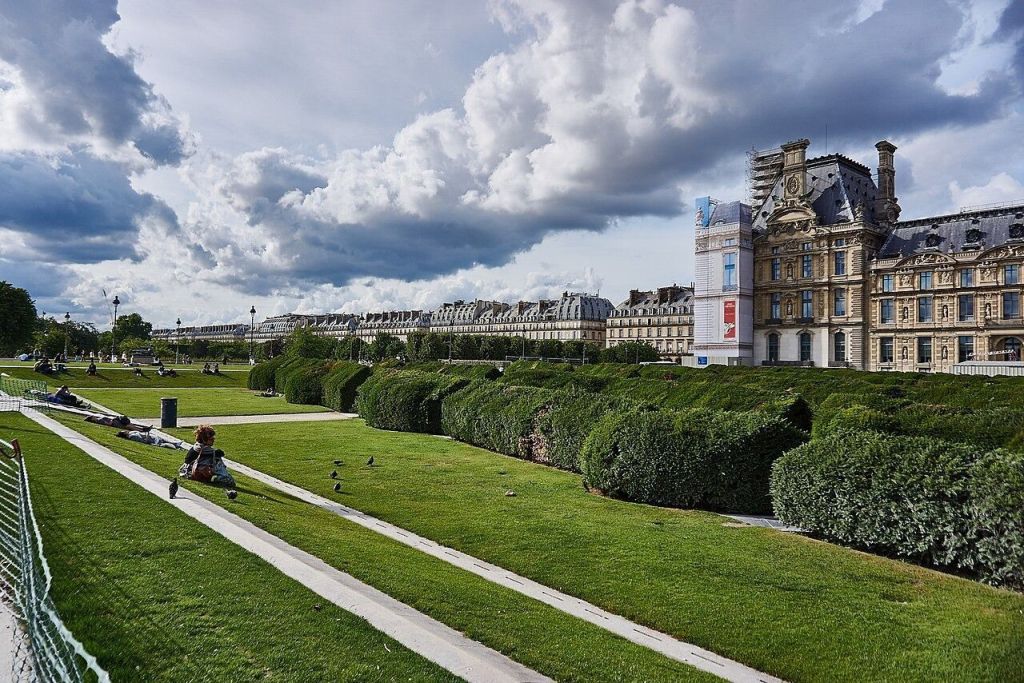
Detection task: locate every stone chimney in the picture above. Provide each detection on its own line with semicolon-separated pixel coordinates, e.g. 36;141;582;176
874;140;901;223
780;138;810;200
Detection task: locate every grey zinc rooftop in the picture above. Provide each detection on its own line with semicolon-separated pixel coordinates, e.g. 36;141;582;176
708;201;751;226
879;204;1024;259
752;155;879;231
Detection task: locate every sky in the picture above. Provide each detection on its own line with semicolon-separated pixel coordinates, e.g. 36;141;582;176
0;0;1022;329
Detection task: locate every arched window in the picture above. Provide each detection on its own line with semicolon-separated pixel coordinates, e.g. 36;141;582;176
1003;337;1022;361
834;331;846;362
767;333;780;362
799;332;812;362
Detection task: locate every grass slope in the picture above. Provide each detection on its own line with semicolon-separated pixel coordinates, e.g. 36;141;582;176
0;412;454;682
77;388;329;417
53;413;715;683
1;365;247;389
185;418;1024;683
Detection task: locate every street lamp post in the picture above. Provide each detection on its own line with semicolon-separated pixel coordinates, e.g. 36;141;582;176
175;318;181;365
63;312;70;359
521;324;526;360
111;295;120;361
448;321;453;362
249;306;256;363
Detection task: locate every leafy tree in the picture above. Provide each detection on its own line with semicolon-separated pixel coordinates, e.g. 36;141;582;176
452;334;479;360
113;312;153;341
600;340;660;364
32;317;100;357
478;335;510;361
284;326;336;359
0;281;37;356
536;339;563;358
368;333;405;362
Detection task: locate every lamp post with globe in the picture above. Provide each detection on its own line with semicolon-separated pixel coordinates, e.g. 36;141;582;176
63;312;70;359
249;306;257;363
110;295;120;361
175;318;181;365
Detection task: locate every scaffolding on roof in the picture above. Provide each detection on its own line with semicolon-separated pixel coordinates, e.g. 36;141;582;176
747;146;783;207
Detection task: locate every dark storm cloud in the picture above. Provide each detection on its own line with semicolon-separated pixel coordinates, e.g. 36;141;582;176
996;0;1024;88
192;0;1017;292
0;0;189;162
0;150;175;263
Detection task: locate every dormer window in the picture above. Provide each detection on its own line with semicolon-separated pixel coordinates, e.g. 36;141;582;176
965;228;982;243
1010;223;1024;239
925;234;942;248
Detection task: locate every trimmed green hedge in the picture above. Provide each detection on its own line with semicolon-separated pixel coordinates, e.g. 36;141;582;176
534;390;630;471
770;430;1024;589
283;360;329;405
356;370;468;433
322;362;371;412
441;382;553;458
247;356;288;390
272;357;322;396
581;408;807;514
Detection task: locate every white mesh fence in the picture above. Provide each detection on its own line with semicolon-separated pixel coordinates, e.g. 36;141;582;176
0;435;109;682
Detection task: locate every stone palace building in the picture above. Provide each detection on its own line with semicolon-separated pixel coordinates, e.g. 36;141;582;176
693;136;1024;373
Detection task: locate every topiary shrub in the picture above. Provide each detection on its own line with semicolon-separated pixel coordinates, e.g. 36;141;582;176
273;357;322;395
756;394;813;432
247;355;288;390
770;430;1024;589
356;370;467;433
321;362;371;412
534;389;629;471
581;408;806;514
283;360;329;405
441;381;552;457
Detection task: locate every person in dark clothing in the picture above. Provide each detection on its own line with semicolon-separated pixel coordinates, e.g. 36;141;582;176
180;425;235;487
87;361;97;376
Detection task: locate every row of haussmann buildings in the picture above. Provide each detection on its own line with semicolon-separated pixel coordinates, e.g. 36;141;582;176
154;135;1024;375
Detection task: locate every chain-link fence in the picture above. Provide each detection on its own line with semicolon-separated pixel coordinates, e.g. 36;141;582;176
0;436;109;682
0;376;51;414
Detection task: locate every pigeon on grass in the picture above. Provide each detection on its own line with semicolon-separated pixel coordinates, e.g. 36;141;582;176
226;489;238;500
330;470;338;479
366;456;374;467
332;459;342;465
169;478;179;499
333;482;341;493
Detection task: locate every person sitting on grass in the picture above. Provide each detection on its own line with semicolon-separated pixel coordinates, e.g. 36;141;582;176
87;360;97;376
53;385;81;407
133;367;144;377
180;425;235;487
157;366;178;377
201;362;212;375
212;363;220;374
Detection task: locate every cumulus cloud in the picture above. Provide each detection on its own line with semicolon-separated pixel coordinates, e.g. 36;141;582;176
180;0;1017;294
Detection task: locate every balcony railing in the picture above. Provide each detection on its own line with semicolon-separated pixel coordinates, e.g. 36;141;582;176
761;360;815;367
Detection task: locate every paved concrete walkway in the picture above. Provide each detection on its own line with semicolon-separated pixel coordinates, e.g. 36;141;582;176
723;515;804;533
23;408;550;683
227;460;784;683
138;412;358;427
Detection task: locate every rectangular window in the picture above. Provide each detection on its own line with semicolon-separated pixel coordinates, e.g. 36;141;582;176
919;271;933;290
834;238;846;247
1003;291;1021;318
917;337;932;364
918;296;933;322
881;274;894;292
770;293;781;319
834;251;846;276
834;289;846;316
771;246;780;255
880;298;894;323
880;337;894;364
1006;264;1020;285
958;294;974;321
801;241;812;251
723;252;736;289
802;254;813;278
959;269;974;287
771;258;780;281
799;334;812;362
801;290;813;318
767;334;779;361
958;336;974;363
723;238;736;246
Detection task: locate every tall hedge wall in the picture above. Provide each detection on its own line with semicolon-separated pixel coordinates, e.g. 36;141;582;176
247;355;289;390
322;362;371;412
441;382;553;458
581;408;807;514
770;430;1024;589
356;370;468;433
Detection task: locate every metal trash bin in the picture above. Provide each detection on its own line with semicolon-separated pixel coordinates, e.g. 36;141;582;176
160;397;178;429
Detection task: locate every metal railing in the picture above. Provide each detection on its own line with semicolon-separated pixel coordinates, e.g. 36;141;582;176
0;436;108;682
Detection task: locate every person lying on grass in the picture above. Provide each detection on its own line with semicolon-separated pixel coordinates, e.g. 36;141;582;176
116;430;180;449
179;425;236;487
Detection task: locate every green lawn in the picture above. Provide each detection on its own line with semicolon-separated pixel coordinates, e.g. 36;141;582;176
170;418;1023;683
0;412;455;682
0;365;248;388
76;387;329;417
49;413;715;683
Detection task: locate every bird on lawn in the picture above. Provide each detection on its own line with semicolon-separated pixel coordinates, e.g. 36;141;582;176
169;478;178;499
226;489;238;500
333;482;341;493
330;470;338;479
366;456;374;466
332;459;342;465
